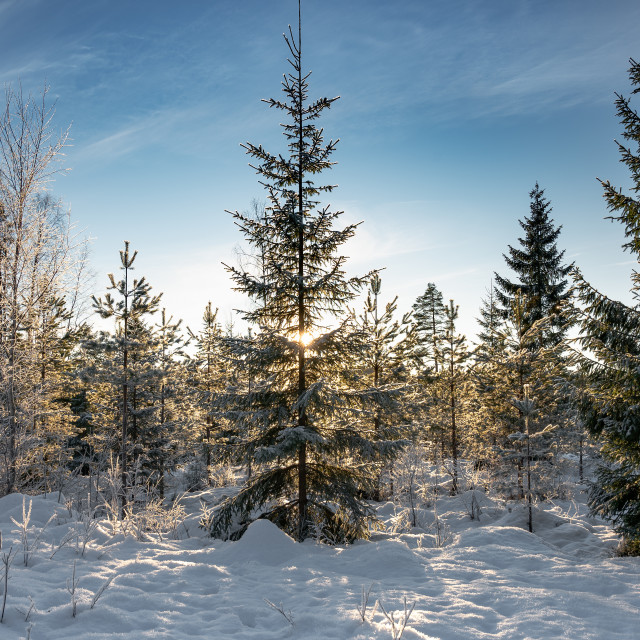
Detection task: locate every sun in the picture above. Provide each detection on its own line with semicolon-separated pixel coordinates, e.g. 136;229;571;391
299;331;314;347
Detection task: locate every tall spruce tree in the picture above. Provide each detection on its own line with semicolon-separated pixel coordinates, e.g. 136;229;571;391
573;59;640;546
495;183;572;347
213;3;400;542
434;300;469;493
411;283;446;373
468;284;507;469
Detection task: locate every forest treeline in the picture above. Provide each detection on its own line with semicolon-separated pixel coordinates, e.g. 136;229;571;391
1;18;639;551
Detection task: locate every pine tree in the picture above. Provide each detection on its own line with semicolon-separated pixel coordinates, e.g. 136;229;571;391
24;292;77;492
476;281;503;356
468;283;511;469
497;292;565;501
148;308;187;496
188;302;228;484
434;300;469;493
495;183;572;348
352;274;411;499
213;4;398;542
411;283;446;373
573;59;640;546
92;242;161;510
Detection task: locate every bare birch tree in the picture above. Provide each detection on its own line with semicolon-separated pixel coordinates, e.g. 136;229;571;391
0;84;81;495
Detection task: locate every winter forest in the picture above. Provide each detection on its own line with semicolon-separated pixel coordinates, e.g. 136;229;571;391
1;2;640;639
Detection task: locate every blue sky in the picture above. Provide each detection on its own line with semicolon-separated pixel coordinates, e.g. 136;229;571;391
1;0;639;340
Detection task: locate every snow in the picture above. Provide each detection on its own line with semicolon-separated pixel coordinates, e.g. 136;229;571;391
0;489;638;639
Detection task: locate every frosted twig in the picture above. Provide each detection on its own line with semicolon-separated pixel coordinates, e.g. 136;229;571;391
91;573;116;609
378;597;415;640
1;546;17;623
66;560;79;617
15;595;37;621
49;529;76;559
264;598;295;626
11;497;56;566
356;582;377;622
77;513;99;556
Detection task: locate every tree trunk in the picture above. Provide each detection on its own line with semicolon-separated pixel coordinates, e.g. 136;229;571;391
296;0;308;542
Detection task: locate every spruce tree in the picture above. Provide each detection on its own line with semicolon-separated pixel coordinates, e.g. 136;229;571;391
476;281;503;356
573;59;640;546
495;183;572;347
352;274;410;499
188;302;228;484
149;308;187;496
469;283;511;470
411;283;446;373
497;292;566;501
434;300;469;493
213;3;397;542
25;292;77;492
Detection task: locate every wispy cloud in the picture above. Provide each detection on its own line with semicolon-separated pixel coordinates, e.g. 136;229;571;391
0;0;18;16
329;1;638;125
72;109;188;163
343;210;463;267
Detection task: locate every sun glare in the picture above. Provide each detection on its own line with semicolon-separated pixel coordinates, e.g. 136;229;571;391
299;331;314;347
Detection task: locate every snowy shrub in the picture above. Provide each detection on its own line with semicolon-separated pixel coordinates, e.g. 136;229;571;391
51;509;101;559
430;511;451;548
75;513;100;556
386;507;415;534
464;491;482;520
11;497;56;566
392;446;431;527
307;505;377;545
182;458;208;492
125;496;187;541
208;463;236;489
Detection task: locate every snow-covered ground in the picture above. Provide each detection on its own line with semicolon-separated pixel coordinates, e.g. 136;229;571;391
0;487;638;640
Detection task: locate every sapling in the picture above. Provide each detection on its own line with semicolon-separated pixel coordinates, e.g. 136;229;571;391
393;446;428;528
460;460;487;521
431;448;450;547
462;489;482;522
